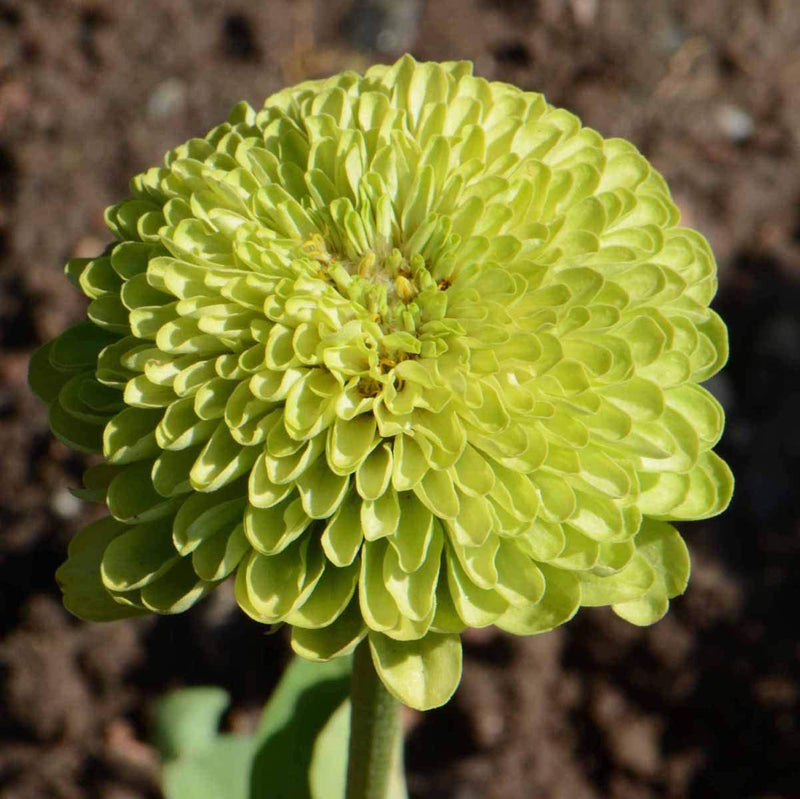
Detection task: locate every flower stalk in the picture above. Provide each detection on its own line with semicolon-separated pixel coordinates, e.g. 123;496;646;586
346;640;401;799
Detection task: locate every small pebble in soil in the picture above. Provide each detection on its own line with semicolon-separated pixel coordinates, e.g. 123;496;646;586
50;486;82;519
570;0;597;27
72;236;106;258
716;103;754;143
345;0;422;54
147;77;187;120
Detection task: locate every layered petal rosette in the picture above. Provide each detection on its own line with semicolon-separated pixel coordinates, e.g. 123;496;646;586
30;56;732;710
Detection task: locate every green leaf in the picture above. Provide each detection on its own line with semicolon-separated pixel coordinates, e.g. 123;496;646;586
249;657;352;798
156;686;255;799
154;687;231;761
308;700;351;799
155;657;390;799
163;736;255;799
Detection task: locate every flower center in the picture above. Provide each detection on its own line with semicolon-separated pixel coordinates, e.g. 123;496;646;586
301;234;439;336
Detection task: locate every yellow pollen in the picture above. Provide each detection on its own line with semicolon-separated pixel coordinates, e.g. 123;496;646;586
395;275;416;302
358;252;376;277
301;233;331;263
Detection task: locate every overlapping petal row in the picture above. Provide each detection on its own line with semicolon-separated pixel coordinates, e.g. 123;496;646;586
31;55;732;709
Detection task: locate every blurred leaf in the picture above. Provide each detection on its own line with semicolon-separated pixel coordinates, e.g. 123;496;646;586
250;656;351;798
155;686;255;799
163;736;255;799
309;700;350;799
153;686;231;760
152;656;409;799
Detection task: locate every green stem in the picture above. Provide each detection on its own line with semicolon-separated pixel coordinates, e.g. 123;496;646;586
345;638;401;799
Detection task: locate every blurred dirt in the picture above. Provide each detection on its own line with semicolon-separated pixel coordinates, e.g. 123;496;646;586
2;1;800;797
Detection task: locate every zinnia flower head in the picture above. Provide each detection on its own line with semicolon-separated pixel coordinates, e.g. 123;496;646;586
30;56;732;710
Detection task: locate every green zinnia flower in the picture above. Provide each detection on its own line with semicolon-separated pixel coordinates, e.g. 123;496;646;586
30;55;732;710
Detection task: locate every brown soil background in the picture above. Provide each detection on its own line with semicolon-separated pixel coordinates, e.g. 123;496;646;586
2;1;800;797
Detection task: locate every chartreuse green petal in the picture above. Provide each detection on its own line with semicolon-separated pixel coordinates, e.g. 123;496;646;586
611;519;691;625
33;54;732;711
55;517;149;622
369;631;462;710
